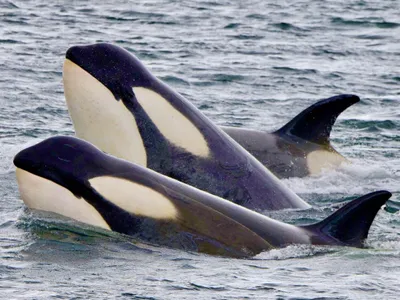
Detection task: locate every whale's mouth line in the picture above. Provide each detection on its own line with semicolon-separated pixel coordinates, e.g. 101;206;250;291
15;168;111;230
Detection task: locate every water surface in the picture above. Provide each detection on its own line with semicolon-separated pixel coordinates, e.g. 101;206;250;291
0;1;399;299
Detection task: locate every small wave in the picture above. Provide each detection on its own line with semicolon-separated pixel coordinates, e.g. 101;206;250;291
272;66;319;75
375;21;400;29
211;73;246;83
312;47;353;57
147;20;178;26
0;1;19;8
159;75;190;87
341;119;398;131
77;8;95;13
120;293;157;300
381;75;400;83
17;210;116;240
282;160;398;197
119;10;165;19
271;22;306;32
224;22;240;29
370;240;400;253
254;245;338;260
198;104;213;110
136;51;160;60
103;15;138;22
385;200;400;213
228;34;264;40
246;14;266;20
0;39;20;44
331;17;399;29
189;282;227;291
354;34;387;40
167;284;196;291
2;18;29;25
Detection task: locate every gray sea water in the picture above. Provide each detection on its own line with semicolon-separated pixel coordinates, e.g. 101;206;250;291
1;0;399;299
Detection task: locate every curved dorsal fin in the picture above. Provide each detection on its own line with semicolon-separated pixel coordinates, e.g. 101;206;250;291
275;94;360;146
303;190;390;247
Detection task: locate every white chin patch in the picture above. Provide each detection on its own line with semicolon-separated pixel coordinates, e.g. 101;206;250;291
133;87;210;158
63;59;147;167
15;168;110;230
306;150;347;175
89;176;178;220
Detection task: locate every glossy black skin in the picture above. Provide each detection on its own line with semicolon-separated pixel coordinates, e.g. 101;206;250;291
13;136;297;257
223;94;360;178
66;43;309;211
14;136;390;257
222;127;341;178
222;127;313;178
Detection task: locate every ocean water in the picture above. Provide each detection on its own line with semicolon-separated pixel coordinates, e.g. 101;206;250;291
1;0;399;299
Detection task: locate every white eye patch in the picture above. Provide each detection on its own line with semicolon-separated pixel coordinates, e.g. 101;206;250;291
133;87;210;158
89;176;178;220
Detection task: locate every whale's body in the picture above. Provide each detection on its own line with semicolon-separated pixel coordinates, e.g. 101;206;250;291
14;136;390;257
63;43;310;211
223;94;359;178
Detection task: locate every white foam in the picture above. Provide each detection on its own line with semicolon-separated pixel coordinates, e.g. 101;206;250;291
254;244;337;260
282;159;399;196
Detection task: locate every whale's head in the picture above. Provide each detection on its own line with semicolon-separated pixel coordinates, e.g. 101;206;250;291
64;43;153;100
14;136;179;232
63;43;154;166
63;43;210;167
13;136;112;229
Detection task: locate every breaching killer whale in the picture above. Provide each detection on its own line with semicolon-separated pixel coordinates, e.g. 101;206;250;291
222;94;360;178
63;43;311;211
63;44;356;211
14;136;390;258
63;44;359;180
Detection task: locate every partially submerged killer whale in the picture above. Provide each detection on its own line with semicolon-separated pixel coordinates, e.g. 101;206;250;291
63;43;311;211
63;43;356;211
223;94;360;178
63;44;359;180
14;136;390;258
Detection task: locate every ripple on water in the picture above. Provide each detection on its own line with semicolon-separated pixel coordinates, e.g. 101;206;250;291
1;0;400;299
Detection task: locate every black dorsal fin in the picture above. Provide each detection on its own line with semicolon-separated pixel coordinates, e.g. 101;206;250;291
275;94;360;146
303;191;391;247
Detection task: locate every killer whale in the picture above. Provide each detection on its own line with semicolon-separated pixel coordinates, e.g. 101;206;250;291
62;45;358;180
223;94;359;178
14;136;390;258
63;43;310;211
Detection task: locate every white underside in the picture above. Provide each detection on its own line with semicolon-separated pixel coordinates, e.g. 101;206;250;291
15;168;110;230
63;59;147;166
89;176;178;220
63;59;210;167
307;150;347;175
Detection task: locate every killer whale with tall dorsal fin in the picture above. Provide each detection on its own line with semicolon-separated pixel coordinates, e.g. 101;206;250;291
222;94;360;178
63;43;311;211
62;44;359;180
13;136;391;258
